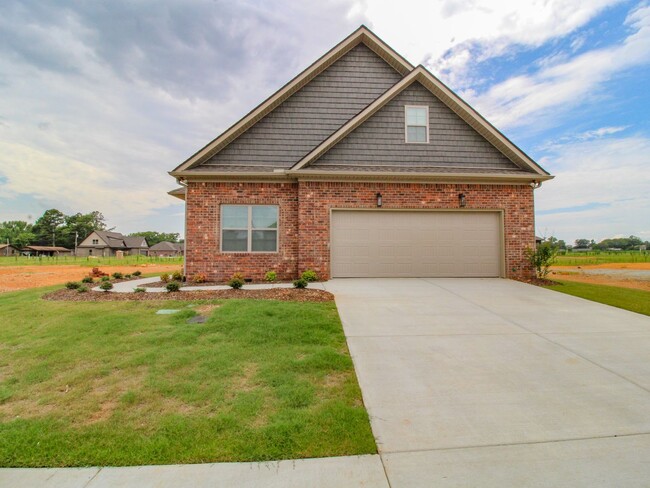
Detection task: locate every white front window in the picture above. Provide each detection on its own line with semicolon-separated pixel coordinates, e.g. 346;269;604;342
405;105;429;143
221;205;279;253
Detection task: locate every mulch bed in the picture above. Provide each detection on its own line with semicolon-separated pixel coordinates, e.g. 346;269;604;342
42;288;334;303
513;276;559;287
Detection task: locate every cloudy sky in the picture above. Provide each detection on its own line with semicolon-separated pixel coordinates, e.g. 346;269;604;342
1;0;648;244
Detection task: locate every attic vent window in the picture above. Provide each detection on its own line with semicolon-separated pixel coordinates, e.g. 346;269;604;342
92;239;99;245
405;105;429;143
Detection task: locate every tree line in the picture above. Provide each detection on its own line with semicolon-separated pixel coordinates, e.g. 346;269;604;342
0;209;180;250
543;235;649;251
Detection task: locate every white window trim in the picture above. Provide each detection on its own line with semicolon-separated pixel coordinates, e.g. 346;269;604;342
220;204;279;254
404;105;429;144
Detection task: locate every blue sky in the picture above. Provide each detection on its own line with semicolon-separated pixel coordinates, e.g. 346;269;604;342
0;0;648;244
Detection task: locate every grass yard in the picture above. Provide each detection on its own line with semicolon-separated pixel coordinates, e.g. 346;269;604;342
548;280;650;316
555;251;649;266
0;255;184;267
0;288;375;467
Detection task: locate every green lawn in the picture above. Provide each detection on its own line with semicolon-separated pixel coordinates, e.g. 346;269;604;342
0;255;183;267
555;251;649;266
0;288;375;467
548;280;650;316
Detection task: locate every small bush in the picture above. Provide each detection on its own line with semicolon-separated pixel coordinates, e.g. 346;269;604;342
166;281;181;292
160;273;170;283
171;270;183;282
81;276;94;284
112;272;124;279
293;278;308;289
191;273;207;284
264;270;277;282
65;281;81;290
132;270;142;277
525;242;558;279
133;287;146;293
100;276;110;282
301;269;318;282
99;281;114;292
77;286;89;293
124;274;132;279
228;273;245;289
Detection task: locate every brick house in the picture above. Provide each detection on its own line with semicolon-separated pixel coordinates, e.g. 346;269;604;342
170;26;552;282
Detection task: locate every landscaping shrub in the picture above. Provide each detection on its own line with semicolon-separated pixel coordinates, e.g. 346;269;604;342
264;270;277;282
166;282;181;292
81;276;94;284
132;270;142;277
228;273;245;289
100;276;110;282
112;272;124;279
124;274;132;279
77;286;89;293
171;271;183;282
525;242;558;279
133;287;146;293
65;281;81;290
160;273;170;283
99;281;113;292
191;273;207;284
293;278;308;289
301;269;318;282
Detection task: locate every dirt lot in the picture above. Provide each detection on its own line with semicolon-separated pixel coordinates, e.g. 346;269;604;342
0;264;181;292
550;262;650;291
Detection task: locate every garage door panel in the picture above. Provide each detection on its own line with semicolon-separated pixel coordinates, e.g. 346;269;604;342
331;211;501;278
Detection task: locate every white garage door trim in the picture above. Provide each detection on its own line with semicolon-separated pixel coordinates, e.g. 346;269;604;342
330;208;505;278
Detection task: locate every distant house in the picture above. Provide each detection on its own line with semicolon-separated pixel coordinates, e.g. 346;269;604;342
22;245;73;257
0;244;20;257
148;241;184;257
76;231;149;257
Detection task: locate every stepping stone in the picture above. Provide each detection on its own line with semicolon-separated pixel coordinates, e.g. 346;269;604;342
156;309;180;315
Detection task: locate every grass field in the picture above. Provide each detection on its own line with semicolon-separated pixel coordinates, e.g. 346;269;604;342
548;280;650;316
0;288;375;467
0;255;183;267
555;251;649;266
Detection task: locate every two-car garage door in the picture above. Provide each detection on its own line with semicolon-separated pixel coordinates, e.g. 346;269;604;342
330;210;502;278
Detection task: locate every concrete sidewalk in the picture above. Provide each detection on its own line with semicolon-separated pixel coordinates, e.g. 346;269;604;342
0;456;388;488
324;278;650;487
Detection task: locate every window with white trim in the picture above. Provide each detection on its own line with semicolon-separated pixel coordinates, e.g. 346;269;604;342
221;205;278;253
405;105;429;143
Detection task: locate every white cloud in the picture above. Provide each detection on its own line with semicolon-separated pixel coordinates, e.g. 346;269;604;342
470;5;650;128
356;0;621;83
535;135;650;243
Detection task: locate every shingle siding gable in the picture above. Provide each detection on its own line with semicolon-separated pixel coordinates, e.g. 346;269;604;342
201;43;403;169
311;82;519;171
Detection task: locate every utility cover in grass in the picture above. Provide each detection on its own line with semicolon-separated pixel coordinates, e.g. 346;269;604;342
187;315;207;324
155;309;181;315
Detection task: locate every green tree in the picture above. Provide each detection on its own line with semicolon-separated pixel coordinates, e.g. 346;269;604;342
0;220;35;249
574;238;592;248
60;211;107;249
129;231;180;246
32;209;65;246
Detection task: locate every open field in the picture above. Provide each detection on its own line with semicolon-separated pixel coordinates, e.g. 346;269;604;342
0;264;182;292
548;280;650;316
0;255;183;267
549;262;650;292
0;288;375;467
555;252;649;266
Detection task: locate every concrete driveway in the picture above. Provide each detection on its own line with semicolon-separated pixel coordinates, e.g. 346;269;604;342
324;278;650;487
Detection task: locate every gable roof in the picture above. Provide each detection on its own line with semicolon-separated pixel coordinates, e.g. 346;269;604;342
291;66;548;177
149;241;184;252
170;26;551;183
80;231;149;249
171;26;413;175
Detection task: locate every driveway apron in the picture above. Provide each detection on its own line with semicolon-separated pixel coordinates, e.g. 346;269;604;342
325;278;650;487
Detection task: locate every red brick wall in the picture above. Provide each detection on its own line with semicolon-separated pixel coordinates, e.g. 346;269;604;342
185;182;299;282
185;180;535;281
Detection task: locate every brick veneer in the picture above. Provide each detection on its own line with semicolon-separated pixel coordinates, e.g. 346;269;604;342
184;180;535;281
